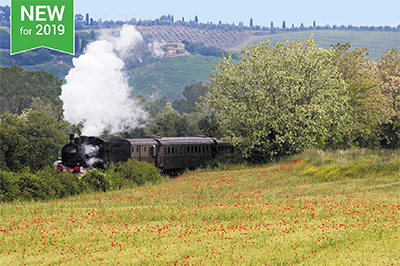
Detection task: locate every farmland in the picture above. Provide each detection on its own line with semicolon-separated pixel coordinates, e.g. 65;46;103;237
0;149;399;265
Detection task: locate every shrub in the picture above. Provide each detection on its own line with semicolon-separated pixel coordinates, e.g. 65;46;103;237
0;171;19;202
114;159;162;186
0;159;162;203
81;170;110;192
15;168;56;201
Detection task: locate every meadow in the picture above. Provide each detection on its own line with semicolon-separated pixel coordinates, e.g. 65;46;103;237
0;149;399;265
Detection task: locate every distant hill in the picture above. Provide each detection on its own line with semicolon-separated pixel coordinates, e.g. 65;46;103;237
128;55;223;99
248;30;400;60
1;26;399;99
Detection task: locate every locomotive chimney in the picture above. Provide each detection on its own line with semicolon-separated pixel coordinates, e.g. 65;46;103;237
69;134;75;143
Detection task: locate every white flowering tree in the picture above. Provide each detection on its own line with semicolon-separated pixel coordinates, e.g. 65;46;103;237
204;36;351;160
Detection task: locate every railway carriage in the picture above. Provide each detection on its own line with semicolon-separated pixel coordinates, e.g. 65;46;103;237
57;135;232;173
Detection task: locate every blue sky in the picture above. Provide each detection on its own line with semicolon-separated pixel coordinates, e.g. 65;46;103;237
1;0;399;27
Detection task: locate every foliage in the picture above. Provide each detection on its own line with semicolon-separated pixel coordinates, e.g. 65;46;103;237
146;102;201;137
12;48;54;66
205;36;350;161
331;43;392;147
0;159;163;202
0;167;87;202
0;110;69;172
377;49;400;148
0;28;9;49
81;170;110;192
172;82;208;114
181;40;227;57
111;159;162;186
0;65;64;117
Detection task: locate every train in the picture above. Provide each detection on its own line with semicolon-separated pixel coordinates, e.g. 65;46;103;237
56;135;233;173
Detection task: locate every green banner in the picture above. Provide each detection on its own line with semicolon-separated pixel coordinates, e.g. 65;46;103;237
11;0;74;55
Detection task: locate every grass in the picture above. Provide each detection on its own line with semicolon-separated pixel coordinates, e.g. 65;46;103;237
0;149;399;265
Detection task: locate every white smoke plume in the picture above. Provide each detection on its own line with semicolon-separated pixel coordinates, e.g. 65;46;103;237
148;41;165;58
61;25;146;136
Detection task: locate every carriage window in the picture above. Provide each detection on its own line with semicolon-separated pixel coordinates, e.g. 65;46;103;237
168;147;170;154
132;147;134;153
172;147;175;154
137;147;139;153
191;146;194;153
144;147;147;153
187;146;190;153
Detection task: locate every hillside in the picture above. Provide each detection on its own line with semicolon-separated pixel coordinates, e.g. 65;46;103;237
128;55;222;99
0;150;399;265
1;26;399;99
249;30;400;60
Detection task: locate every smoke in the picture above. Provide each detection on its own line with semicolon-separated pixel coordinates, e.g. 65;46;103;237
61;25;147;136
82;144;101;167
148;41;165;58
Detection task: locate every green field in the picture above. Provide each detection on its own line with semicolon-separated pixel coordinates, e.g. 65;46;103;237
249;30;400;60
1;149;399;265
128;55;223;99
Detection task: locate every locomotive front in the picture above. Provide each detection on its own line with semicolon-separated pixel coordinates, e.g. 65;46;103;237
57;135;109;173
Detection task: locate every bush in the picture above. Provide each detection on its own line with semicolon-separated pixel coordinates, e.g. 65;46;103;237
0;159;163;203
0;171;19;202
112;159;162;186
82;170;110;192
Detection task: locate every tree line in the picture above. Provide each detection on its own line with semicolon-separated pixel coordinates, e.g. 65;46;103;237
1;38;399;174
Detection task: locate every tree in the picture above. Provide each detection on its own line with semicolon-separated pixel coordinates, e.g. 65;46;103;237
0;65;63;117
0;28;10;49
331;43;392;147
0;110;68;172
376;49;400;148
172;82;208;114
204;37;350;160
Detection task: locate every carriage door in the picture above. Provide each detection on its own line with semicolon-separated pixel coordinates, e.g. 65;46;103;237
131;145;141;161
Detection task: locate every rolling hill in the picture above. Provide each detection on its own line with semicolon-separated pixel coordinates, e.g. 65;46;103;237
128;55;222;99
1;26;399;99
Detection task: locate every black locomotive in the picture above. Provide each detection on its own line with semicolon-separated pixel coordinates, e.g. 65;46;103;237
57;135;232;173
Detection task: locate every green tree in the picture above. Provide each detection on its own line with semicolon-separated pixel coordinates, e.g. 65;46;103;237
377;49;400;148
331;43;392;147
0;65;63;117
204;37;350;160
147;102;182;136
0;28;10;49
0;110;68;172
172;82;208;114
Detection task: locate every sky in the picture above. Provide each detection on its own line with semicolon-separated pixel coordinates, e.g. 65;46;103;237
1;0;399;27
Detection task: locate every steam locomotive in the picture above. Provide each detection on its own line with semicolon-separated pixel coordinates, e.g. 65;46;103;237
57;135;233;173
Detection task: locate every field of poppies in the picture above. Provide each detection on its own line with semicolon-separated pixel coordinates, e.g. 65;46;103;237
1;149;399;265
